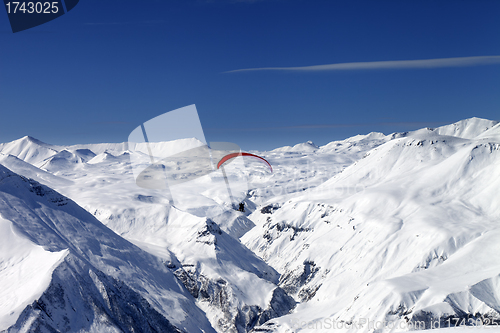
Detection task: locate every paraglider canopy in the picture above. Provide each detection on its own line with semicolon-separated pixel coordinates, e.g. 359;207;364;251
217;152;273;172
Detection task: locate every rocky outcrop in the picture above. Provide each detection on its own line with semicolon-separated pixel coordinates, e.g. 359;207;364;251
174;266;295;333
5;255;183;333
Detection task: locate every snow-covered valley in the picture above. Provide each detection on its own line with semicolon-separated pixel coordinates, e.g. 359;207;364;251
1;117;500;332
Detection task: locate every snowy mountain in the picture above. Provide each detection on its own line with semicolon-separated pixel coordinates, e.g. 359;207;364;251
432;117;498;138
0;165;213;333
35;149;96;172
1;117;500;332
272;141;319;153
0;147;295;333
87;151;120;164
0;136;60;165
243;118;500;332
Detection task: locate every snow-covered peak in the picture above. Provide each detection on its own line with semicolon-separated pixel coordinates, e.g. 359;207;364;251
394;117;499;140
433;117;498;139
271;140;319;153
318;132;390;153
344;131;387;142
0;164;215;332
2;117;500;332
0;136;59;165
87;151;119;164
35;149;96;172
71;148;97;161
470;121;500;143
244;125;500;332
14;135;53;147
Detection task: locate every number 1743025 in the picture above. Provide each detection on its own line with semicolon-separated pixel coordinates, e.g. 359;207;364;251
5;2;59;14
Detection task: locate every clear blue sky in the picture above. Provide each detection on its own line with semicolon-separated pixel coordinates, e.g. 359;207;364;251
1;0;499;150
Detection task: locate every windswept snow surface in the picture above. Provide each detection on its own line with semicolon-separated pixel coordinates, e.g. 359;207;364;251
243;118;500;332
0;217;67;331
0;136;59;165
0;165;213;333
1;117;500;332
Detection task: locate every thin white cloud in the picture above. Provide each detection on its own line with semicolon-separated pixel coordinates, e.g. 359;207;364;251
206;121;449;132
84;20;165;26
225;55;500;73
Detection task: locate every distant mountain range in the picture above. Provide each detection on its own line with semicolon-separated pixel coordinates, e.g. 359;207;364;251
0;117;499;332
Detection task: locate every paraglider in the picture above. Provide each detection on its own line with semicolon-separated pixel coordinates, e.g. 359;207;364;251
217;152;273;172
216;151;272;210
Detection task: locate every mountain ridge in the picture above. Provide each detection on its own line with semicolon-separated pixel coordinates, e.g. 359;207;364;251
1;117;500;332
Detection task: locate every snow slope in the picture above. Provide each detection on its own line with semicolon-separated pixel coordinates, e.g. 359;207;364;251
0;136;59;165
434;117;498;138
272;141;319;153
1;117;499;332
0;217;67;331
243;120;500;332
0;147;296;332
0;165;214;333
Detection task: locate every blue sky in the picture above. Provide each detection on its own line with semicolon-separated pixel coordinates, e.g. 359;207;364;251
1;0;499;150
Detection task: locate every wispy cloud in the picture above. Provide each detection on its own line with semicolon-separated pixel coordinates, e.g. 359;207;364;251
206;121;449;132
225;55;500;73
202;0;263;3
84;20;166;26
90;121;132;126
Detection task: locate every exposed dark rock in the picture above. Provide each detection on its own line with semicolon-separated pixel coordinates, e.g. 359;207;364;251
280;260;320;297
260;204;281;215
196;219;222;245
263;221;312;244
256;287;296;326
21;176;69;206
174;268;295;333
6;255;183;333
174;268;199;298
298;284;322;302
